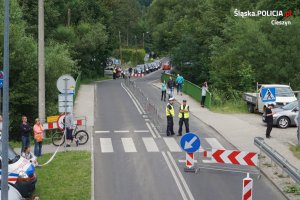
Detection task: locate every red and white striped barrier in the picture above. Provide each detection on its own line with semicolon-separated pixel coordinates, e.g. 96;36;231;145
242;173;253;200
43;119;85;130
201;149;258;167
132;74;144;77
186;153;194;168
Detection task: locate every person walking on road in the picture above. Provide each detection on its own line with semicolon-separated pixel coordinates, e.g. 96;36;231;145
265;103;275;138
33;118;44;157
20;115;32;153
166;97;175;136
113;67;117;79
161;80;167;102
178;100;190;136
167;76;175;99
201;81;208;107
176;74;184;96
128;67;133;79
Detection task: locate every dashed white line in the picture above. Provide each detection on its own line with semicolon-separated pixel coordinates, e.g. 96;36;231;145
114;130;130;133
163;137;182;152
95;131;110;134
206;138;225;149
150;122;162;138
134;130;149;133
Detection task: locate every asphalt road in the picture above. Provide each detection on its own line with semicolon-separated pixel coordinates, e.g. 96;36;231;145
93;71;286;200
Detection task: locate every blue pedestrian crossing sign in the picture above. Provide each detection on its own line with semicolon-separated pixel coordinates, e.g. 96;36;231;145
180;133;201;153
261;88;276;102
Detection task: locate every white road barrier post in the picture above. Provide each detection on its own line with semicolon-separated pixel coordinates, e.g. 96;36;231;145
242;173;253;200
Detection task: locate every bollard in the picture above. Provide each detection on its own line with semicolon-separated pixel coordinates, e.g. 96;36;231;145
242;173;253;200
184;153;196;173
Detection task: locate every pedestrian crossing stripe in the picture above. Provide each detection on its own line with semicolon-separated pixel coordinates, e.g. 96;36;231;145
99;137;225;153
261;88;276;102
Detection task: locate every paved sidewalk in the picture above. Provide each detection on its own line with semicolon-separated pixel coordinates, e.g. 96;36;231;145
15;84;95;154
153;81;300;169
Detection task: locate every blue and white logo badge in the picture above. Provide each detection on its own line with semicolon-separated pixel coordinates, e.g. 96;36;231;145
261;87;276;102
180;133;201;153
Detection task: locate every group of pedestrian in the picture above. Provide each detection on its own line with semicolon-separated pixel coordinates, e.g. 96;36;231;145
165;98;190;136
21;116;44;157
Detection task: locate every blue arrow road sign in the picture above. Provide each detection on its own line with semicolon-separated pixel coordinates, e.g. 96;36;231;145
0;79;3;89
261;87;276;102
180;133;201;153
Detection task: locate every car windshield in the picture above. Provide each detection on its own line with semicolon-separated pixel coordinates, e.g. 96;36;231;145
282;101;298;110
276;87;294;97
0;141;20;164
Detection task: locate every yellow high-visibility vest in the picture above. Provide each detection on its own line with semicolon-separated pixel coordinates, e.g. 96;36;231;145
178;104;189;119
166;104;175;117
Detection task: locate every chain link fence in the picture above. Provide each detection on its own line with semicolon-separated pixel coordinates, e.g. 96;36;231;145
124;77;164;133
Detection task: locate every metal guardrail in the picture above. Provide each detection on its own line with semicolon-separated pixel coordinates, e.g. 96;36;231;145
254;137;300;185
124;77;163;132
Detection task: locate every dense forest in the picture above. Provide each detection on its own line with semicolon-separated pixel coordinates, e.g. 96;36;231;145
0;0;299;138
145;0;300;97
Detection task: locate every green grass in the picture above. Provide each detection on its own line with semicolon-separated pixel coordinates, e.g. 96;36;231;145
81;76;111;84
33;151;91;200
289;145;300;159
9;137;54;149
284;185;300;195
210;100;248;113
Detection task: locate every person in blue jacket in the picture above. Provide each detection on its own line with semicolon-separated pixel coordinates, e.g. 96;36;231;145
176;74;184;96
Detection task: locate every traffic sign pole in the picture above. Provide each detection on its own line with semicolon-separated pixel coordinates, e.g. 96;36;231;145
64;77;68;151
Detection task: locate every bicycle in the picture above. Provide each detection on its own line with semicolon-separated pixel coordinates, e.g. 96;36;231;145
52;124;89;146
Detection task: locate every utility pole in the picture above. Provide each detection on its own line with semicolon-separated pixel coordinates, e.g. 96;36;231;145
119;31;122;64
135;35;137;65
38;0;45;123
1;0;10;198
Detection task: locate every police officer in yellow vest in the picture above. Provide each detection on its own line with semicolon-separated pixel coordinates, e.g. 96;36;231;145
178;99;189;136
166;97;175;136
113;67;117;79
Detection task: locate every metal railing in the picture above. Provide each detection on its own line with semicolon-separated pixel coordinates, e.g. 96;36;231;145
254;137;300;185
124;77;163;132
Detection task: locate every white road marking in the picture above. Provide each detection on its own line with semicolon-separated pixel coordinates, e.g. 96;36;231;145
205;138;225;149
167;152;195;200
145;119;150;121
150;122;162;138
142;137;159;152
121;82;142;115
178;160;198;163
134;130;149;133
125;86;146;115
121;138;137;152
114;130;130;133
95;131;110;134
143;115;148;118
202;160;216;164
100;138;114;153
161;152;188;200
146;122;157;138
163;138;182;152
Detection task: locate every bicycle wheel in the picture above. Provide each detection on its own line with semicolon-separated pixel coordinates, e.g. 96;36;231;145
75;130;89;145
52;131;65;146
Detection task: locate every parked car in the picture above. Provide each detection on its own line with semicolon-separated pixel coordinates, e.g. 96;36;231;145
262;100;299;128
0;141;37;198
0;184;23;200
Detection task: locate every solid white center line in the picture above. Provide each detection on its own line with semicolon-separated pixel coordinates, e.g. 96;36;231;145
122;138;137;152
100;138;114;153
161;152;188;200
163;138;182;152
167;152;195;200
134;130;149;133
95;131;110;134
142;137;159;152
114;130;130;133
146;122;157;138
